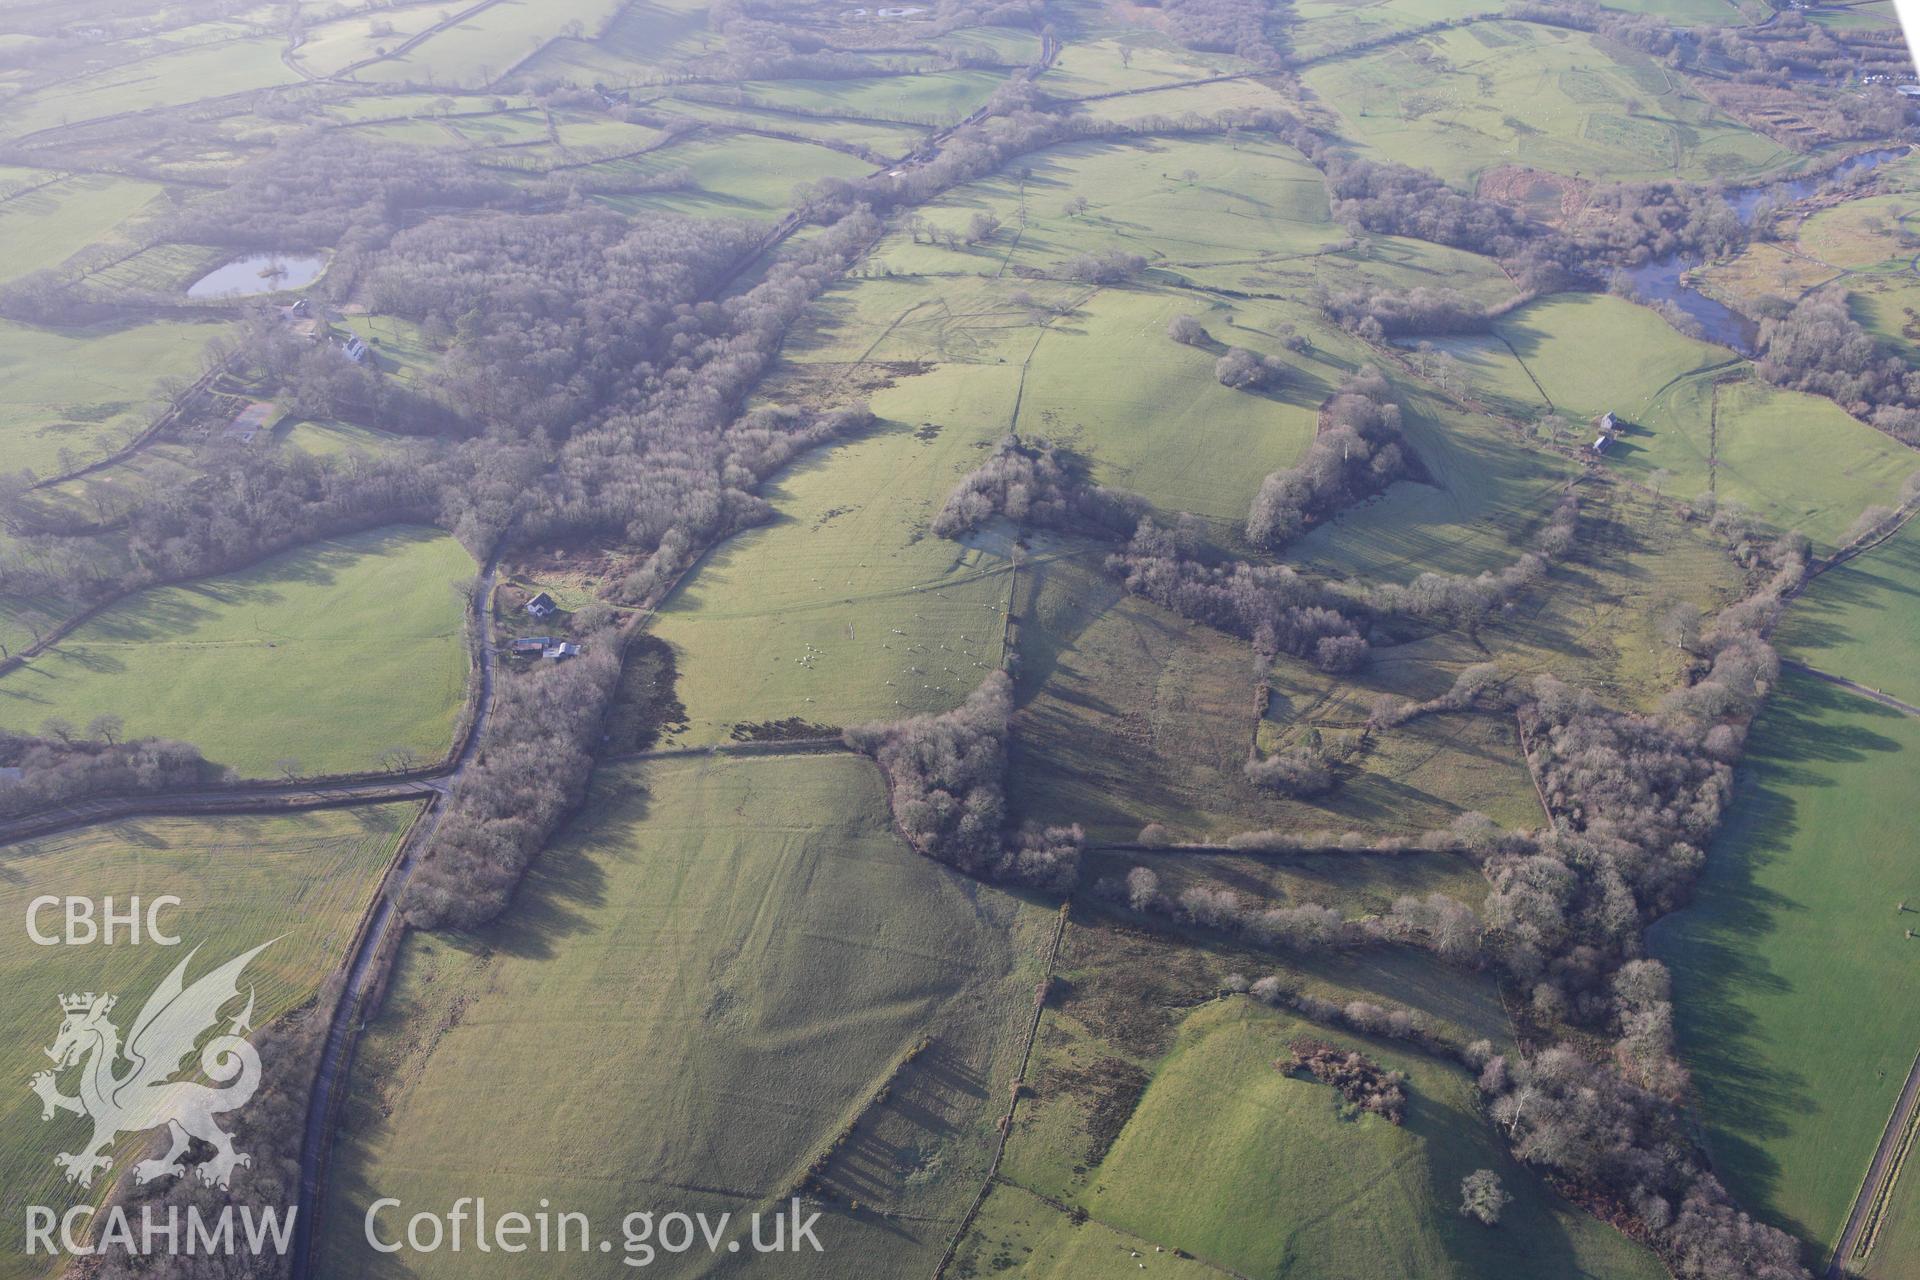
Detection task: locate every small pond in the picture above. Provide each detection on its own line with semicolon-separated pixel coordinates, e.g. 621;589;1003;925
186;253;329;299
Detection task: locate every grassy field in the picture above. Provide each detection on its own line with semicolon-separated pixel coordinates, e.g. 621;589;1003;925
320;752;1052;1278
1777;520;1920;710
1079;1003;1664;1278
652;363;1019;744
353;0;629;87
0;526;473;777
518;0;717;81
0;173;161;283
1426;292;1919;549
651;98;928;158
689;70;1010;126
1650;670;1920;1252
1302;21;1799;188
1290;0;1499;62
0;316;225;478
593;133;874;219
0;36;300;140
0;805;418;1279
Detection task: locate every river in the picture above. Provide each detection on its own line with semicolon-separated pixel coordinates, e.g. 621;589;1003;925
1621;147;1909;354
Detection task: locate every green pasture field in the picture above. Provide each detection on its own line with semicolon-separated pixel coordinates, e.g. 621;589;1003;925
868;134;1337;273
1010;290;1325;519
0;173;161;283
1583;0;1743;18
990;952;1665;1280
0;36;300;140
438;107;552;147
652;362;1020;745
0;315;225;479
1778;520;1920;707
934;24;1050;66
272;417;408;459
1302;21;1799;189
1070;73;1296;125
320;752;1052;1279
594;133;873;218
1036;35;1247;99
290;2;450;77
695;70;1010;126
1652;670;1920;1252
1290;381;1576;580
1290;0;1500;63
0;805;418;1279
1851;277;1920;365
1629;373;1920;552
0;527;473;777
516;0;717;82
1810;0;1901;29
353;0;629;87
1078;1001;1666;1278
650;98;928;158
1425;292;1918;549
548;110;663;154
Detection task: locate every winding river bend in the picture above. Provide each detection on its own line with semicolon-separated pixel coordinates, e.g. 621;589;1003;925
1623;147;1909;354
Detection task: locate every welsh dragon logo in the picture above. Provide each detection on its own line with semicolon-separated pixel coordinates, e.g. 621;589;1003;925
29;941;273;1191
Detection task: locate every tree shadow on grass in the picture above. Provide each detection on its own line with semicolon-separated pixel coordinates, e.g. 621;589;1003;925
479;769;641;962
1651;673;1908;1234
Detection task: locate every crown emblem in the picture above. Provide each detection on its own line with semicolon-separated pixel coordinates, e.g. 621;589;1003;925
59;993;110;1015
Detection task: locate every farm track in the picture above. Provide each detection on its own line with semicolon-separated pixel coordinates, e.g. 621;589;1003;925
1828;1047;1920;1278
1781;658;1920;718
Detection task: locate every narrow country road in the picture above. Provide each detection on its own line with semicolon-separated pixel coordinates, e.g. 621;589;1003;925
1827;1049;1920;1278
1782;659;1920;718
287;551;500;1276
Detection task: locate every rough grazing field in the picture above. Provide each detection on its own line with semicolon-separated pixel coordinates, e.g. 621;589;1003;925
0;805;418;1280
0;527;473;776
985;979;1665;1279
1651;671;1920;1252
320;753;1052;1279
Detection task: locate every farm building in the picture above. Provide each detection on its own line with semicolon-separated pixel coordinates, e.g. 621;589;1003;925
525;592;558;619
1599;411;1619;432
510;637;552;656
223;401;275;444
543;642;581;661
1591;434;1613;454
